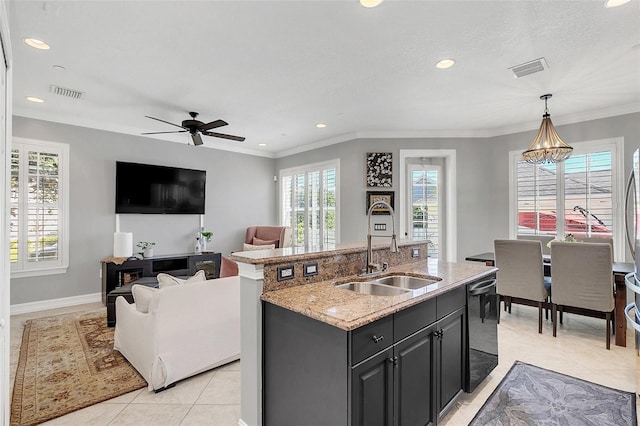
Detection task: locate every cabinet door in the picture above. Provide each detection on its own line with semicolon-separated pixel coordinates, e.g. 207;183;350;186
437;308;466;417
394;327;437;426
352;348;394;426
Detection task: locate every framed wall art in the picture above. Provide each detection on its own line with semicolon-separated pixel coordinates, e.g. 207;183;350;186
366;152;392;187
366;191;394;215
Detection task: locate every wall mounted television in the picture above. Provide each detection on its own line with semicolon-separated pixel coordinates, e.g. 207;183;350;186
115;161;206;214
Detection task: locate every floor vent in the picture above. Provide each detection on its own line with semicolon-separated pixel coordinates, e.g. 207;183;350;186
50;85;84;99
508;58;549;78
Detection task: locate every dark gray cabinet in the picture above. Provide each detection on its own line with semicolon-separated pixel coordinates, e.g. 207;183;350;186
393;326;436;426
352;347;394;426
263;286;467;426
435;307;466;417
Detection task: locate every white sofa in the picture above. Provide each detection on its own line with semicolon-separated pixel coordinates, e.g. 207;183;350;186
114;276;240;391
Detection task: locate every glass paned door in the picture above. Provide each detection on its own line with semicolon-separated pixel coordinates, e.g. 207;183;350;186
409;165;441;258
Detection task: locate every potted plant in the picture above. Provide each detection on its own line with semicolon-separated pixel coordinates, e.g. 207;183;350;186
136;241;156;258
200;231;213;251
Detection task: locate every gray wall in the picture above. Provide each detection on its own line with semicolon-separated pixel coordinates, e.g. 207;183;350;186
11;116;276;305
276;113;640;262
11;112;639;304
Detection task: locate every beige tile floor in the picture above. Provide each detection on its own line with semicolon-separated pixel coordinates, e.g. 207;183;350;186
10;302;639;425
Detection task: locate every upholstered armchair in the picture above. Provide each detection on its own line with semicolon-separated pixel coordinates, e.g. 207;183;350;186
244;226;292;249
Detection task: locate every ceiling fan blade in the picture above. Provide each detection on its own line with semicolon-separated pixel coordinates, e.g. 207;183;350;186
141;130;188;135
191;133;204;146
199;119;228;131
145;115;186;130
202;131;246;142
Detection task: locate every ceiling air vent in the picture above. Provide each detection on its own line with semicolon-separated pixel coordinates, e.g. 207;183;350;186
508;57;549;78
50;85;84;99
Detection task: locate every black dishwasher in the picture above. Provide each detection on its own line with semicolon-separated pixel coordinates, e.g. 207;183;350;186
465;276;499;392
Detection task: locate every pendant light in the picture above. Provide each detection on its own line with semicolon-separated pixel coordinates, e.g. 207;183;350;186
522;94;573;164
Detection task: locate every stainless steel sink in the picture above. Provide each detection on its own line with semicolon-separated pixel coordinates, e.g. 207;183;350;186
373;275;441;290
335;282;411;296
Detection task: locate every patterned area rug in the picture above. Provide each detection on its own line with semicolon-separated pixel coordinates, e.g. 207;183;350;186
469;361;637;426
10;310;147;425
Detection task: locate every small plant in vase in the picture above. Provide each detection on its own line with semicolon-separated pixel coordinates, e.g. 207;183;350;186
137;241;156;258
200;231;213;251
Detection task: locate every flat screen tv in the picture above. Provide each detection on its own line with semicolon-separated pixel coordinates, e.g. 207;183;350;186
115;161;206;214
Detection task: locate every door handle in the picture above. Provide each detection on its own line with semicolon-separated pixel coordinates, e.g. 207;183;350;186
372;335;384;343
624;303;640;333
624;171;636;260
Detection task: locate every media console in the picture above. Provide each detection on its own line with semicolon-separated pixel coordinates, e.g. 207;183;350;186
102;252;221;327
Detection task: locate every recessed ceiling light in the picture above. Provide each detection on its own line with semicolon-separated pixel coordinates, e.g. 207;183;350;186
26;96;44;103
604;0;631;7
360;0;384;7
316;123;327;128
258;143;267;147
435;58;456;69
24;38;50;50
53;65;66;71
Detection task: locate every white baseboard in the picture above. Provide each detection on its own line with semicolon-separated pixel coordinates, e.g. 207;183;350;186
10;292;102;315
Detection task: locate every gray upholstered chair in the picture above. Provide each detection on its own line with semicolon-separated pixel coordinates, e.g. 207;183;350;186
494;239;550;333
578;237;613;260
517;234;555;256
549;241;614;349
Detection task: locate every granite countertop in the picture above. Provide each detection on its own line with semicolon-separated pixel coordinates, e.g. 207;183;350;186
261;258;497;331
229;239;422;265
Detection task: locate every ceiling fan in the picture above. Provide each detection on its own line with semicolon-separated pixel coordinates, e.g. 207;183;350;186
142;111;245;146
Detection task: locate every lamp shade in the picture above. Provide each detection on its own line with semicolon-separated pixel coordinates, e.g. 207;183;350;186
522;94;573;164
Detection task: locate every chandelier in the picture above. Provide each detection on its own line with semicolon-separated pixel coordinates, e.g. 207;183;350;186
522;94;573;164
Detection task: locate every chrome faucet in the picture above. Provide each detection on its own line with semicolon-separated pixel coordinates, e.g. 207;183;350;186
363;200;398;275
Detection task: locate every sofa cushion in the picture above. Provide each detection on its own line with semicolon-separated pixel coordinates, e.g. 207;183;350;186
253;237;278;246
243;243;276;251
157;269;207;289
132;284;157;313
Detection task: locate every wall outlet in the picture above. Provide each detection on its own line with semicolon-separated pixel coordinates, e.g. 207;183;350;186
303;262;319;277
277;265;295;281
412;248;420;258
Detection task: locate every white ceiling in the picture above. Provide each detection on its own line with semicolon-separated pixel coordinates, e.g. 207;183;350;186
7;0;640;158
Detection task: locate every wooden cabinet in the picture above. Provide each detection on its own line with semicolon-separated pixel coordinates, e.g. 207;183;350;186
101;252;220;304
263;286;467;426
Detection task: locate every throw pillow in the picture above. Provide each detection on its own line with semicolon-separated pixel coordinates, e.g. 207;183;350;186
253;237;279;247
243;243;276;251
156;269;207;289
132;284;157;313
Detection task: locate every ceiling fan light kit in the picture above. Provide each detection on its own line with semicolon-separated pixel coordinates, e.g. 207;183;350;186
522;94;573;164
142;111;245;146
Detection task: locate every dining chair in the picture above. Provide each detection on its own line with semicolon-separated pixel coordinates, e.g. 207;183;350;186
578;237;614;260
494;239;550;333
549;241;614;349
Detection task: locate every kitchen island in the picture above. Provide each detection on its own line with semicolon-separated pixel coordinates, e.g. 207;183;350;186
230;241;497;426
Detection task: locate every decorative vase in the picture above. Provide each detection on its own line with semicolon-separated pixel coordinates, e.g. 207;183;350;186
143;248;154;258
201;239;207;252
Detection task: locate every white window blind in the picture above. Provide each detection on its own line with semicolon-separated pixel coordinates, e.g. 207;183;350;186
280;160;339;247
10;138;69;277
511;138;621;257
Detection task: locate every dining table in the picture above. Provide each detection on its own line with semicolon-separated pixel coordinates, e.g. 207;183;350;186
465;251;633;347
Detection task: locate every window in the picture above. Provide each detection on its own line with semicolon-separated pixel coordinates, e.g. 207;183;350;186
280;160;339;247
510;138;623;258
408;163;442;258
10;137;69;277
